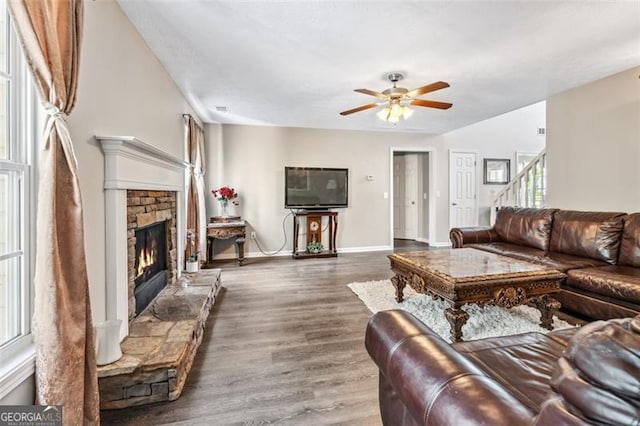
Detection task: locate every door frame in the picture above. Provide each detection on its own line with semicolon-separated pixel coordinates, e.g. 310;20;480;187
448;149;479;229
389;147;436;246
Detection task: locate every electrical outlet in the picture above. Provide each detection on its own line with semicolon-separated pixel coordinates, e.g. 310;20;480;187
251;232;256;239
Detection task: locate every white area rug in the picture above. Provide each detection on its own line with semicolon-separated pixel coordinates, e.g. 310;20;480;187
348;280;575;342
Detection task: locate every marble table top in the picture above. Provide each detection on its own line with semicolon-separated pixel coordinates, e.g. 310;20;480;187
389;248;564;283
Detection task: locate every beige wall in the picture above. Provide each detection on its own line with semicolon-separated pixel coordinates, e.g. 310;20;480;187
69;1;200;322
205;125;433;254
204;102;545;255
547;67;640;212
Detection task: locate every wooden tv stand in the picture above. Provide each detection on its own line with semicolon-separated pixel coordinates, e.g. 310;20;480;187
292;211;338;259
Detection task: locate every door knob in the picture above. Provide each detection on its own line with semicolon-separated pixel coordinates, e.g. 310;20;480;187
411;201;415;205
452;202;458;206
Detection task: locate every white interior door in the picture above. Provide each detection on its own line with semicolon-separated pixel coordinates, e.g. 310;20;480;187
394;154;418;240
449;151;477;228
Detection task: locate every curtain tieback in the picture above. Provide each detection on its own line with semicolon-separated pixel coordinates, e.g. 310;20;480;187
40;102;70;149
188;164;204;178
43;102;68;120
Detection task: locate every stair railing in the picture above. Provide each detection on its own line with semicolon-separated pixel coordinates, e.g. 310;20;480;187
490;149;546;223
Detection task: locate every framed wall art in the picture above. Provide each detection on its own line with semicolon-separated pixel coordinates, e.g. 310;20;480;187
483;158;510;185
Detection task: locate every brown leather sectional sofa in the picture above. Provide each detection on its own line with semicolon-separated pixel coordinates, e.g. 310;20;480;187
450;208;640;320
365;310;640;425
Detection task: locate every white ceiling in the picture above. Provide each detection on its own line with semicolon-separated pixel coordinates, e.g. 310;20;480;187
118;0;640;134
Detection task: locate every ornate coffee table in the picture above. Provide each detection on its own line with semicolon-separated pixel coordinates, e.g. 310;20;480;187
388;248;566;342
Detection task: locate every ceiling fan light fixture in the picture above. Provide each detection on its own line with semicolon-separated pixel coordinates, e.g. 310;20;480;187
377;107;390;121
377;102;412;123
390;102;402;117
342;74;451;122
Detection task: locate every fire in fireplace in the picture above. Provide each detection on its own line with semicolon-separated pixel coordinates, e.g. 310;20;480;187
134;221;168;315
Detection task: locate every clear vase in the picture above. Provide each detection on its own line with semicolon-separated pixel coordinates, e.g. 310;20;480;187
220;200;229;217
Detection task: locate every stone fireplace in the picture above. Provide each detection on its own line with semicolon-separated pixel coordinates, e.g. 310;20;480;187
127;190;177;319
98;136;187;338
97;136;222;409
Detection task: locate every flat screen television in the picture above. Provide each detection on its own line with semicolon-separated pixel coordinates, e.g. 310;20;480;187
284;167;348;209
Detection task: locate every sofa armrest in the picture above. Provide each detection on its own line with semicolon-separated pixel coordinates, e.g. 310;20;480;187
365;310;532;425
449;226;501;248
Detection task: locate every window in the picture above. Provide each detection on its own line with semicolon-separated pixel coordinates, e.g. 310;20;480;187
0;0;36;390
516;151;538;175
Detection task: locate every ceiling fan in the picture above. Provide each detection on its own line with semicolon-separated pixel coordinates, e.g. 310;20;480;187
340;72;452;123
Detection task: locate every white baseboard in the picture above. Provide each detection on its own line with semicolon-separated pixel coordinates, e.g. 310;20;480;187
337;245;393;254
406;237;449;247
211;250;292;260
209;244;393;261
429;241;452;248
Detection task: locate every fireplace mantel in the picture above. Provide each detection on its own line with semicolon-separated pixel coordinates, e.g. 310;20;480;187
97;135;188;339
98;136;188;191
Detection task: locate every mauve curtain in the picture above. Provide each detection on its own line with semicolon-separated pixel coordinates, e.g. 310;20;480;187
7;1;99;424
185;115;207;262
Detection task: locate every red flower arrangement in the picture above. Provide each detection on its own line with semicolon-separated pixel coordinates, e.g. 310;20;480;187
211;186;239;205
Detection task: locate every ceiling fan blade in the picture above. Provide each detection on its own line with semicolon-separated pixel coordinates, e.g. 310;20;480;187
339;103;379;116
410;99;453;109
406;81;450;98
354;88;388;100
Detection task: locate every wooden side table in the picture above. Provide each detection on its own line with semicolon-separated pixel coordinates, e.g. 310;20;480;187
207;217;246;266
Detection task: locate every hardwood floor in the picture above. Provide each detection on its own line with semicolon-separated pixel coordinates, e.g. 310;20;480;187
101;244;426;425
100;238;583;425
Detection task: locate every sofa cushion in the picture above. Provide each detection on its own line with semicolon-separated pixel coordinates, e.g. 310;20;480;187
454;332;568;412
467;242;547;263
469;243;607;272
494;207;558;251
535;251;608;272
549;210;626;264
546;327;580;347
556;287;640;320
619;213;640;268
566;265;640;305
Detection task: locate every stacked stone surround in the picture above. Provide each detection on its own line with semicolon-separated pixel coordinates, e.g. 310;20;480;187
127;190;177;319
98;269;222;409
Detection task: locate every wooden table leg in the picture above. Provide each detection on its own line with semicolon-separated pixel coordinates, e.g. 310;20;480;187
529;295;561;330
445;307;469;343
391;275;406;302
236;237;245;266
207;237;213;263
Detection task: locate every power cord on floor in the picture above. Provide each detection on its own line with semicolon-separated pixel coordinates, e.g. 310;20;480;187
251;211;294;256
